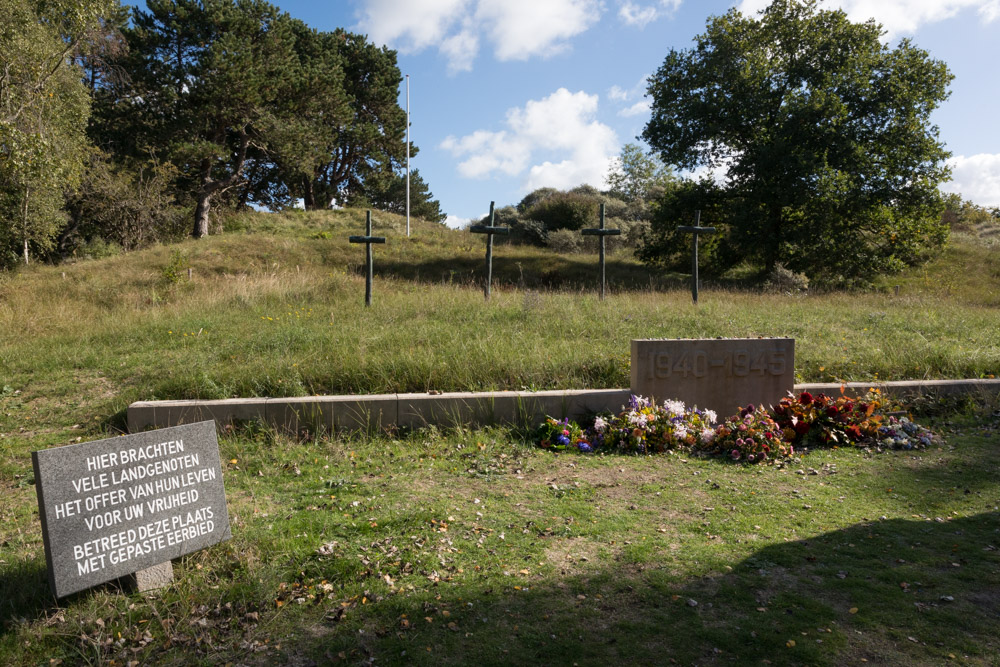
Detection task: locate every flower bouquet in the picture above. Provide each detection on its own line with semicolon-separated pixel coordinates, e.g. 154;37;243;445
535;416;592;453
704;403;790;464
598;395;717;455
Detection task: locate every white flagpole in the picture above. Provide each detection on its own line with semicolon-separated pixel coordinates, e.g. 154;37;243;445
406;74;411;237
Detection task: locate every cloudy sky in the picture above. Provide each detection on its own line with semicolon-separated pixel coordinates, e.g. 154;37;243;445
274;0;1000;225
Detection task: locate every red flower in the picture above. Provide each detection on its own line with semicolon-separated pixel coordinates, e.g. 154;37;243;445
799;392;814;405
795;421;811;435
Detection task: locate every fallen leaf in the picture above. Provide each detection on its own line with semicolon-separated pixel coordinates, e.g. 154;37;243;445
849;607;858;614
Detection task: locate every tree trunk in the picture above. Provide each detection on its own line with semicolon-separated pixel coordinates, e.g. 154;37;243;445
22;186;30;265
303;177;316;210
765;202;782;274
193;193;211;238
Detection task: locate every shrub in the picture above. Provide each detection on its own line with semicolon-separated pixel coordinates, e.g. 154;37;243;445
763;263;810;292
546;228;582;254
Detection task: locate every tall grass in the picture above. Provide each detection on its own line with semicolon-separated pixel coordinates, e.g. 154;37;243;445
0;209;997;420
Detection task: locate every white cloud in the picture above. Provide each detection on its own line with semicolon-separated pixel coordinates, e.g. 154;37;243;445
440;88;619;191
445;214;477;229
619;2;659;27
943;154;1000;207
356;0;600;71
736;0;1000;38
478;0;601;61
607;75;651;116
356;0;470;52
618;0;682;28
608;85;629;102
619;100;651;117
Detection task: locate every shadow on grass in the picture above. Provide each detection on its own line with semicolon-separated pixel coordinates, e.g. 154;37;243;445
295;512;1000;666
370;255;688;293
0;558;53;636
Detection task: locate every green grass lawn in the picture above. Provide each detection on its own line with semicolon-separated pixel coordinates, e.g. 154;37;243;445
1;209;999;665
3;417;999;665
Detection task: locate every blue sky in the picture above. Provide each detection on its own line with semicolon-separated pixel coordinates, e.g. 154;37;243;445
271;0;1000;225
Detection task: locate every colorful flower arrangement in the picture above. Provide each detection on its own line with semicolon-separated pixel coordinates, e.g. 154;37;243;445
535;389;938;463
535;416;592;453
772;389;886;447
596;395;717;454
703;403;790;464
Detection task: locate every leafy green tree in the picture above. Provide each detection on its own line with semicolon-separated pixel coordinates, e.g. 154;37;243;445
355;168;446;223
0;0;112;267
642;0;952;280
294;30;410;211
605;142;675;203
113;0;303;237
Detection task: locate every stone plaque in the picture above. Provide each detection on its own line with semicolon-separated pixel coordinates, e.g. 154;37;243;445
32;421;231;598
631;338;794;418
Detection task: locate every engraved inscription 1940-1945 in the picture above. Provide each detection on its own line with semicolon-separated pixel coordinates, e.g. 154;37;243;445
646;346;788;380
631;338;795;418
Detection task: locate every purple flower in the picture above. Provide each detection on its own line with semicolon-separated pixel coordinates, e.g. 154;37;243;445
731;449;741;460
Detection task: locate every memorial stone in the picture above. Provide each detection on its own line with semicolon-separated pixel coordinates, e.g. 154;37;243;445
631;338;795;418
32;421;231;598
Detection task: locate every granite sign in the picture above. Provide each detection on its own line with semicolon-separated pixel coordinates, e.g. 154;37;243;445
32;421;231;598
631;338;795;418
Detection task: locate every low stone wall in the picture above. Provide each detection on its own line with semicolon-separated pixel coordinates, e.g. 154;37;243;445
127;379;1000;435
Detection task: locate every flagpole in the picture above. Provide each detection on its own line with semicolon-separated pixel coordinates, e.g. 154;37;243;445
406;74;410;237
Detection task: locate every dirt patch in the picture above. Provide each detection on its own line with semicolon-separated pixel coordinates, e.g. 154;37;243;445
542;536;611;576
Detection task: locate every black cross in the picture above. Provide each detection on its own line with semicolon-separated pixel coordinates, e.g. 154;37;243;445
676;210;716;305
581;202;621;300
469;201;509;300
348;210;386;307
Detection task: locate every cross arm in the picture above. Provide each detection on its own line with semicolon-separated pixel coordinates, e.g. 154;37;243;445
469;225;510;235
676;226;717;234
581;228;622;236
349;236;387;244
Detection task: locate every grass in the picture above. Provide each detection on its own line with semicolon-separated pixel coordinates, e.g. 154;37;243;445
3;416;1000;665
1;208;999;664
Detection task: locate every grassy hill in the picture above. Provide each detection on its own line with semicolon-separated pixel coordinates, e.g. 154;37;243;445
2;209;999;666
1;207;998;450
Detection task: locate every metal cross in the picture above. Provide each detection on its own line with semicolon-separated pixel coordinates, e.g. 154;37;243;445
581;202;621;300
348;210;386;307
676;210;716;305
469;201;509;300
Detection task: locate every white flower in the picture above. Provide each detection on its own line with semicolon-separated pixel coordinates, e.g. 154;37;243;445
674;424;689;439
663;399;686;416
703;409;717;425
700;428;715;443
593;416;607;433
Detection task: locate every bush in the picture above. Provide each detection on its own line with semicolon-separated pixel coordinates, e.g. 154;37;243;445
546;228;582;254
62;153;186;255
523;191;600;232
763;263;809;292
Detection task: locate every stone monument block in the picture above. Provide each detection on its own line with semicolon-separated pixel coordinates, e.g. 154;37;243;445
32;421;231;598
631;338;794;419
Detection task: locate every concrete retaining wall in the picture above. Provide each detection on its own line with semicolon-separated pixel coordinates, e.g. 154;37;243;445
127;379;1000;435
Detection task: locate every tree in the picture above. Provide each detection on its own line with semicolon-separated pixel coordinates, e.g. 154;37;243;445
292;30;410;211
642;0;952;281
356;168;446;223
116;0;303;237
0;0;112;267
605;142;675;203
